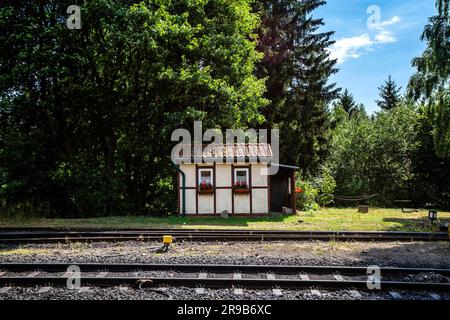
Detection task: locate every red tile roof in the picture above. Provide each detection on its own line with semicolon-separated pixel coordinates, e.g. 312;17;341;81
177;143;272;159
201;143;272;158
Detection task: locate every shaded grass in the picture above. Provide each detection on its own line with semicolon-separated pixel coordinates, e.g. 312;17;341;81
0;208;449;232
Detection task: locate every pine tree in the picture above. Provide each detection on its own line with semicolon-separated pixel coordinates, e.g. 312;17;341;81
254;0;296;130
338;89;358;117
376;75;402;110
256;0;339;173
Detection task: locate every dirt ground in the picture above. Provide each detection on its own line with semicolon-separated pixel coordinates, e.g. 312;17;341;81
1;240;449;268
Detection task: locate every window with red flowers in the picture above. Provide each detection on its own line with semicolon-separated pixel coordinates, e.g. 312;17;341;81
233;168;250;193
198;168;214;193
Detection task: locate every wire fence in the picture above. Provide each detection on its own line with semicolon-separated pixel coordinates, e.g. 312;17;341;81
327;193;380;202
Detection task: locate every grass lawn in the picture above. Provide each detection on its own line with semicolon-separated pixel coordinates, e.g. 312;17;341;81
0;208;449;232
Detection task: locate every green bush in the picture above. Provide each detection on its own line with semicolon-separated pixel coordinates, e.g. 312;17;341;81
295;166;337;211
316;166;337;207
295;177;319;211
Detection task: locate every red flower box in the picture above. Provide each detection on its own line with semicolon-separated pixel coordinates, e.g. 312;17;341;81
234;188;250;194
198;181;214;194
233;181;250;194
198;188;214;194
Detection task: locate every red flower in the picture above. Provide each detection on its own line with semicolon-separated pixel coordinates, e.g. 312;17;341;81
295;187;303;193
234;181;248;189
199;181;212;190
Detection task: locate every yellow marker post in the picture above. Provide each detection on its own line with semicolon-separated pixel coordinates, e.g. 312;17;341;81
163;235;173;244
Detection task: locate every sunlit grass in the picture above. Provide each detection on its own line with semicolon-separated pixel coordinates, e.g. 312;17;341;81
0;208;449;232
0;248;50;255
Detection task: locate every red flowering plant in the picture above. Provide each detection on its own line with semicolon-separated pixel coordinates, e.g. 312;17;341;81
234;181;248;190
199;180;213;190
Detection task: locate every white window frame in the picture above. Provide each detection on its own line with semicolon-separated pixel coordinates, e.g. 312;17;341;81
198;168;214;186
234;168;249;186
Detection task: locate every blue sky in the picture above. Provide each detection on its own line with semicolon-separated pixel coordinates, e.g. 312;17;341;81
315;0;436;113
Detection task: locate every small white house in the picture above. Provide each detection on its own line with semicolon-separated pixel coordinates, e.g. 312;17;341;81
174;143;298;216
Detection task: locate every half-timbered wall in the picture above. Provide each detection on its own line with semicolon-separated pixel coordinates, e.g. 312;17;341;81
178;162;269;215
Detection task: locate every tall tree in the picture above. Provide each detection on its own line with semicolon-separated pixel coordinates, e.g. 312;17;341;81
0;0;267;216
376;75;402;111
408;0;450;158
256;0;339;174
329;103;421;206
337;89;358;117
409;107;450;208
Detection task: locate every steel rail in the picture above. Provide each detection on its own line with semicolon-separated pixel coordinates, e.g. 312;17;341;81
0;235;445;243
1;263;449;276
0;229;446;235
0;229;447;243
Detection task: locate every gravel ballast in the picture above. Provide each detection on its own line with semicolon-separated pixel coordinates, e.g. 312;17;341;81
0;240;448;300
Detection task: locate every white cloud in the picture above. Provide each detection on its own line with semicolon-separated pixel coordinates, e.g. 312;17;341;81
376;16;401;30
375;30;396;43
329;34;373;63
330;16;401;64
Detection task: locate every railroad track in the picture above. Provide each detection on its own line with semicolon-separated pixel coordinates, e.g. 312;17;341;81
0;228;448;243
0;263;449;293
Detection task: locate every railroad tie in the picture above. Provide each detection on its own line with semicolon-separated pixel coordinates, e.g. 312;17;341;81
96;272;108;278
266;274;282;296
37;286;52;294
234;288;243;295
334;275;345;281
0;287;12;294
0;272;6;277
389;291;403;299
27;271;40;278
272;289;282;296
349;290;362;299
195;288;205;294
310;289;322;297
195;273;207;294
429;293;441;300
233;273;243;295
300;274;310;281
61;271;74;278
266;274;275;280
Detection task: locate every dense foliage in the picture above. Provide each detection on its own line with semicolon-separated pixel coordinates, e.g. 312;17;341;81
0;0;448;217
295;165;336;211
331;89;365;121
329;103;418;206
408;0;449;158
312;0;450;210
0;0;267;216
327;101;450;209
